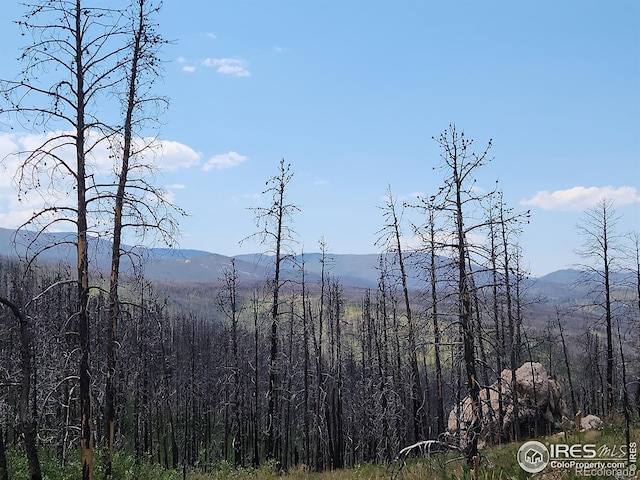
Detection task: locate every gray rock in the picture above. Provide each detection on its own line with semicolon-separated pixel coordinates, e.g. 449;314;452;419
447;362;568;447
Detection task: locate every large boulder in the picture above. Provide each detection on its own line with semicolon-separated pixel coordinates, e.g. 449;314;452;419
580;414;603;430
447;362;567;448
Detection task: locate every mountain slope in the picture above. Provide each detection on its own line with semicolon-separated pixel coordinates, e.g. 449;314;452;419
1;227;629;299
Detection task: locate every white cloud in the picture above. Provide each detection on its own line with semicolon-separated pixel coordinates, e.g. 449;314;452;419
167;183;186;190
202;32;217;39
0;132;201;230
158;189;176;205
0;133;19;154
153;139;202;171
202;151;247;171
398;234;423;252
0;136;20;189
202;58;250;77
177;58;196;72
521;186;640;211
1;132;201;174
274;46;287;54
0;130;112;191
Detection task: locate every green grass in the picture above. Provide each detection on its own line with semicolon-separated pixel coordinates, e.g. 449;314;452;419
6;449;182;480
4;423;638;480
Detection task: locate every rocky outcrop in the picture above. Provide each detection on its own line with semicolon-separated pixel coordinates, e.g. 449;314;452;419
447;362;567;447
580;414;603;430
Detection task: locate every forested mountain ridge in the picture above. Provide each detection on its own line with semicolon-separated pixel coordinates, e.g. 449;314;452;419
2;225;634;338
0;226;617;295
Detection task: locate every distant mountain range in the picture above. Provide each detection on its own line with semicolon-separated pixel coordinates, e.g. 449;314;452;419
0;226;420;287
0;227;613;298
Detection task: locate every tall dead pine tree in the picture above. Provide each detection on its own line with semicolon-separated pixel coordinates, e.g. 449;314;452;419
430;125;495;463
376;186;425;441
0;3;131;478
575;197;622;416
104;1;180;477
244;158;299;463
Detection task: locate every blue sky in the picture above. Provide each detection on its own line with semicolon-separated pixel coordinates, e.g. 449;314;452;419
1;0;639;276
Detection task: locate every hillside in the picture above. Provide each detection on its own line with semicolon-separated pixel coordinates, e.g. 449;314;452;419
0;227;621;339
0;227;631;304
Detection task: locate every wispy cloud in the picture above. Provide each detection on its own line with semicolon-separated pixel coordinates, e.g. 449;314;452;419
202;32;217;39
177;57;196;73
202;58;250;77
521;186;640;211
202;151;247;171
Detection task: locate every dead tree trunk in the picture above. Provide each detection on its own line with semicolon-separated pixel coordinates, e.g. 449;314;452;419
0;426;7;480
0;293;42;480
